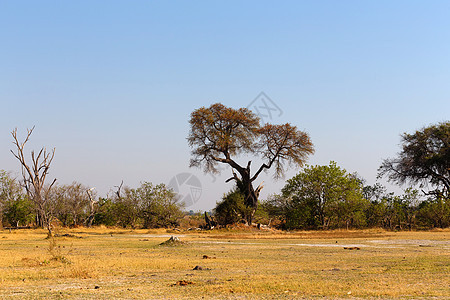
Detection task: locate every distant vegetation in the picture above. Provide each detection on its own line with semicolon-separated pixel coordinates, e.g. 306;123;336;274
1;110;448;231
0;174;184;229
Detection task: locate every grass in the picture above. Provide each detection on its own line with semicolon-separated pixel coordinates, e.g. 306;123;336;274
0;227;448;299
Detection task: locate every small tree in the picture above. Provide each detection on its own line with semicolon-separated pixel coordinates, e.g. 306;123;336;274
92;197;118;227
214;188;250;226
113;183;140;228
3;196;34;228
63;182;90;226
260;193;291;228
136;182;183;228
416;196;450;228
1;170;29;227
188;103;314;223
51;182;92;227
362;183;390;228
11;127;56;237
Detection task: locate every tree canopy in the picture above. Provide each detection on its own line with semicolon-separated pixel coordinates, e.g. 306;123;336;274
378;121;450;199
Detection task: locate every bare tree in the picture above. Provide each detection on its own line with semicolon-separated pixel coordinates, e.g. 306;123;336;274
85;187;97;227
10;127;56;237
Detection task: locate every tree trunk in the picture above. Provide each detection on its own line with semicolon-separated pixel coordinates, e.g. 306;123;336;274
46;221;53;238
35;210;45;228
204;212;215;229
86;215;94;227
237;176;263;225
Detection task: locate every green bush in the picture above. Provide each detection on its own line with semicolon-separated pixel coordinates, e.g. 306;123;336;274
214;188;250;225
4;196;35;227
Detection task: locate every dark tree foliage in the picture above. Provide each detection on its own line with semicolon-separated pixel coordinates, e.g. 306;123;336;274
379;121;450;199
214;188;250;226
188;103;314;223
93;198;118;226
416;197;450;229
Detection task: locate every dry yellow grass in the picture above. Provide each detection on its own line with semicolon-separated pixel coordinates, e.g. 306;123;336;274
0;227;448;299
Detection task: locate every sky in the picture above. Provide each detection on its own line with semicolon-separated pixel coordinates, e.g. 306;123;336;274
1;1;449;211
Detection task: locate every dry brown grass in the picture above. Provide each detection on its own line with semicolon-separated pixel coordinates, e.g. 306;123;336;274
0;227;448;299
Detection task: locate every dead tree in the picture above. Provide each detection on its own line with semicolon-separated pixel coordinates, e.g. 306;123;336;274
204;212;217;229
10;127;56;237
85;187;97;227
115;180;124;200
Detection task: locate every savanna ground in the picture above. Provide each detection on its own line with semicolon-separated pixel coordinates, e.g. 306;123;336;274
0;227;448;299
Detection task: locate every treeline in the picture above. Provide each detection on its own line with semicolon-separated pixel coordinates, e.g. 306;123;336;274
2;163;450;230
213;162;450;230
0;171;183;229
3;120;448;231
1;165;449;230
212;120;449;230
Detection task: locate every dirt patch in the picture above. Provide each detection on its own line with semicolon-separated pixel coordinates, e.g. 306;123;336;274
54;233;83;239
171;280;194;286
369;239;450;246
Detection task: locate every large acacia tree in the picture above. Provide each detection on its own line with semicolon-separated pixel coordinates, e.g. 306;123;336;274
188;103;314;223
378;121;450;199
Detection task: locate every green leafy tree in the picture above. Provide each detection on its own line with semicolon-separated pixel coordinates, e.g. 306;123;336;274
188;103;314;223
400;188;421;229
1;170;33;227
114;185;140;228
416;196;450;228
382;189;420;230
136;182;183;228
362;183;390;227
102;182;183;228
281;161;367;229
0;171;15;227
260;194;290;227
3;196;34;227
93;197;119;226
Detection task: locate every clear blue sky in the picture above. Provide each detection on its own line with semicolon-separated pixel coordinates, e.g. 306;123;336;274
1;1;449;211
